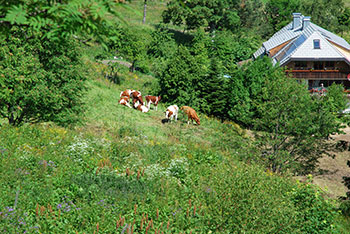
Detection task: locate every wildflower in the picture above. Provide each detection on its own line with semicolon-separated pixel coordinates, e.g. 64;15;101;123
205;187;212;193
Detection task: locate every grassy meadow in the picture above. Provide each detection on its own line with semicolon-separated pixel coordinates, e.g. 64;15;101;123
0;47;343;232
1;0;350;233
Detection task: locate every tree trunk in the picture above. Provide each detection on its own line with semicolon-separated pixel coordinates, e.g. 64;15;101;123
130;60;136;72
142;0;147;24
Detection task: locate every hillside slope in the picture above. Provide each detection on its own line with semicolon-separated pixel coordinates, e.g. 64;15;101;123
0;66;340;232
0;0;348;232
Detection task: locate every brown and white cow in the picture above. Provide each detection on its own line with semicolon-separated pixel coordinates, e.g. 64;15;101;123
145;95;161;111
180;106;200;125
135;104;149;113
165;105;179;122
131;91;144;106
119;97;132;108
120;89;135;98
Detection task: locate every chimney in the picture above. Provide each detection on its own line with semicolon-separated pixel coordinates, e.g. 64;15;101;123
292;13;302;29
303;16;311;29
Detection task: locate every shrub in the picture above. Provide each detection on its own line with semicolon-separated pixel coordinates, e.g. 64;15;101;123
0;27;87;126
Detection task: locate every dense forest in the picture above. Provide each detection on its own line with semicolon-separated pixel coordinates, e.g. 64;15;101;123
1;0;350;233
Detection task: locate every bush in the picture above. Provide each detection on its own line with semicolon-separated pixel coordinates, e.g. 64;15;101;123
0;27;87;126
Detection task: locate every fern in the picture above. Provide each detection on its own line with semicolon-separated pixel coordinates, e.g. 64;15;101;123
3;5;28;25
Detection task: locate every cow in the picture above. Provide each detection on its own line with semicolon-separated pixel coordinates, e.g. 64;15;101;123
165;105;179;122
120;89;135;98
180;106;200;125
133;96;144;108
131;91;144;105
135;104;149;113
131;90;142;99
119;97;132;108
145;95;161;111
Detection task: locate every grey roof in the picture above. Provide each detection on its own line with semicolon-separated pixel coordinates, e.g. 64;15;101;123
253;46;265;59
254;14;350;65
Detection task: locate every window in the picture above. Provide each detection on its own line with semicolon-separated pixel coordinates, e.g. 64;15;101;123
325;61;335;69
314;61;324;70
313;39;320;49
295;61;307;69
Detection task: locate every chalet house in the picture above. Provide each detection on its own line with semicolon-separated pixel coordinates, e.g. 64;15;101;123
254;13;350;89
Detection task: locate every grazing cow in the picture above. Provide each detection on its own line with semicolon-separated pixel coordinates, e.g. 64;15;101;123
132;91;144;105
119;97;132;108
120;89;135;98
180;106;200;125
133;96;144;107
145;95;161;111
131;90;142;99
165;105;179;122
135;104;149;113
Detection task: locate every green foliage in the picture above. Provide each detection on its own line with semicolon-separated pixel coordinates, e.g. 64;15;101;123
228;58;345;174
299;0;345;33
340;200;350;217
288;178;337;233
338;7;350;30
158;39;209;109
0;27;86;126
0;0;117;41
148;24;177;59
227;57;278;125
0;120;339;233
116;27;148;72
162;0;241;32
210;30;260;70
265;0;301;33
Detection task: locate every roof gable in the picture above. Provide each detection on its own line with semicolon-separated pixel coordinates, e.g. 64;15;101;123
290;31;344;60
254;14;350;64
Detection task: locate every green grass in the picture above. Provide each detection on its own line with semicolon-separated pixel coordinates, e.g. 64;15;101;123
0;57;341;233
114;0;168;28
0;1;348;232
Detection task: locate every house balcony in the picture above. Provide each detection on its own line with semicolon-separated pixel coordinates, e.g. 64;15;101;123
285;70;350;80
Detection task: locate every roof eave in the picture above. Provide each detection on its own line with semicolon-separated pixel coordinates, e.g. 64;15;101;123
284;57;350;66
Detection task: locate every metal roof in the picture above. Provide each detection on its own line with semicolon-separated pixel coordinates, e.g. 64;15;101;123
253;14;350;65
253;46;265;59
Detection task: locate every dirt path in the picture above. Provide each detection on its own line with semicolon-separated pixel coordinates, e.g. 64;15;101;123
310;127;350;198
101;59;132;68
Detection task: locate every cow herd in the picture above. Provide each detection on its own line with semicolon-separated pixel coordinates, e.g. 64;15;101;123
119;89;200;125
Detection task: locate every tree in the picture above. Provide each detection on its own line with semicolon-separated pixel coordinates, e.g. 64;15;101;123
227;57;279;125
338;7;350;34
227;58;346;174
0;0;118;125
299;0;344;33
254;70;345;174
142;0;148;24
162;0;241;32
158;31;210;109
0;0;116;42
117;28;147;72
162;0;267;33
265;0;301;33
199;58;229;120
0;27;86;126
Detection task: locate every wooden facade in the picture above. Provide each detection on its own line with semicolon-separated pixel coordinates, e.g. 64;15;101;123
284;61;350;88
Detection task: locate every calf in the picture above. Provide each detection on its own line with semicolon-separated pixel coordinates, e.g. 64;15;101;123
180;106;200;125
119;97;132;108
165;105;179;122
145;95;161;111
136;104;149;113
120;89;135;98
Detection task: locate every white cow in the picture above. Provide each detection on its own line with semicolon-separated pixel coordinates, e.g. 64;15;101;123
165;105;179;121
